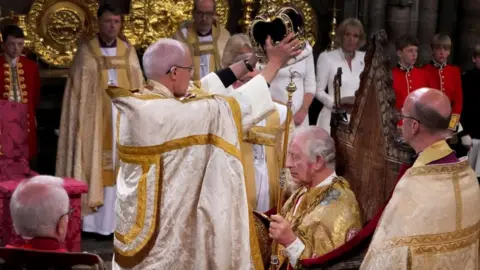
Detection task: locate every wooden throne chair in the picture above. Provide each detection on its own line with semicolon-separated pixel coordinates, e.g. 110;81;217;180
330;30;414;223
254;30;415;269
299;29;415;269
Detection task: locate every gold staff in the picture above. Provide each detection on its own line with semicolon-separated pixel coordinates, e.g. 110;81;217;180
270;70;298;270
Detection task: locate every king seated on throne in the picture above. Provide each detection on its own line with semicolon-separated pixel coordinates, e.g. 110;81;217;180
268;126;362;269
173;0;230;81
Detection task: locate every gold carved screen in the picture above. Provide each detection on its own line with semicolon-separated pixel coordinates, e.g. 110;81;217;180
123;0;230;49
26;0;99;68
6;0;229;67
258;0;317;46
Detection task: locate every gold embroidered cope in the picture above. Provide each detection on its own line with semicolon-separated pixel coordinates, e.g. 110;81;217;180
361;141;480;270
56;37;144;213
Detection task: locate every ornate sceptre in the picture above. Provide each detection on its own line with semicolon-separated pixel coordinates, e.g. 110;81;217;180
270;70;298;269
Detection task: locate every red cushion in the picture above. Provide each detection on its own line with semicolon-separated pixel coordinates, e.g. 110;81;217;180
0;178;88;197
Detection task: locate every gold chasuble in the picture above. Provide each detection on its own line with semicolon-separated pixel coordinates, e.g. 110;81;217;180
361;140;480;270
173;20;230;80
56;37;144;213
278;177;363;268
110;73;275;269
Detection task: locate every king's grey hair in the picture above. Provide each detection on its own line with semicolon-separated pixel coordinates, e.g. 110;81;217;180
10;176;69;238
293;126;336;169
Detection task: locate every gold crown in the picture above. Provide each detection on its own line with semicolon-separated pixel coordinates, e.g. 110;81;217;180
248;6;306;63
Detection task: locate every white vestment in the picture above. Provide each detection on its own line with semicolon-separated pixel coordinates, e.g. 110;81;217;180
82;45;120;235
111;73;273;269
261;44;315;128
315;49;365;133
181;28;212;79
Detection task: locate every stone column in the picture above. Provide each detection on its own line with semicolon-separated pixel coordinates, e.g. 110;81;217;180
416;0;439;65
385;0;418;66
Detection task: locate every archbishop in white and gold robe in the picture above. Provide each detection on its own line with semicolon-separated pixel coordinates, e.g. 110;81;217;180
109;72;275;270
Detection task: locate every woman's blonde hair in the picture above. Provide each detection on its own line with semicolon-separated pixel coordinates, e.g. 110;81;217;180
221;34;253;67
335;17;366;48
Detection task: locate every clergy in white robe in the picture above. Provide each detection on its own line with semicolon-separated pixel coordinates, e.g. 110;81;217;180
315;18;366;133
111;35;303;269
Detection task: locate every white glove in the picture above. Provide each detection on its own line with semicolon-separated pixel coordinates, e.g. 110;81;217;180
461;134;473;149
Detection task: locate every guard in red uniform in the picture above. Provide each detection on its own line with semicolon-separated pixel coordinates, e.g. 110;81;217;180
422;34;463;130
392;35;427;117
0;25;41;160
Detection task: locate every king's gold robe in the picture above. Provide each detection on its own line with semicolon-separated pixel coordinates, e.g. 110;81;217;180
173;20;230;80
361;141;480;270
110;73;275;269
279;176;363;268
56;37;144;213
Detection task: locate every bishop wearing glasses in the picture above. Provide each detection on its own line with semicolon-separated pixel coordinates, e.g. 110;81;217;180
173;0;230;80
109;33;302;269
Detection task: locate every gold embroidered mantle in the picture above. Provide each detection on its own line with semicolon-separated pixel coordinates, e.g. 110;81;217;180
361;158;480;270
279;177;362;266
55;37;144;213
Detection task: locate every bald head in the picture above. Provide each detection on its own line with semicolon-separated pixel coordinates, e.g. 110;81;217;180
143;38;188;80
405;88;452;134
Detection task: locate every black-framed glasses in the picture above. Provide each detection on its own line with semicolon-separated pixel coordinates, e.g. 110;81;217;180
166;65;194;76
396;112;421;123
194;11;215;18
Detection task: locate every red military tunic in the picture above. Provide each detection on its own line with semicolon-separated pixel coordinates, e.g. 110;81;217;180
392;64;428;111
422;62;463;129
0;55;41;160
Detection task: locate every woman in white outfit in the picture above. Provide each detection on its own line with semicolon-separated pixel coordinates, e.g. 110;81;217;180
267;42;316;127
315;18;366;133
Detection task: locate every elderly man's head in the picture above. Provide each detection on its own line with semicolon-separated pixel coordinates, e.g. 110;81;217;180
286;126;335;187
193;0;216;35
401;88;452;152
10;176;69;242
143;38;193;97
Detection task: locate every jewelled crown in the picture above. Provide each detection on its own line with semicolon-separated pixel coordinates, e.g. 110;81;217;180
248;6;306;63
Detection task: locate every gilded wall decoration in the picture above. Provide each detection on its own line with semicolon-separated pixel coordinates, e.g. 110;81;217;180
26;0;98;68
258;0;317;46
123;0;230;49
